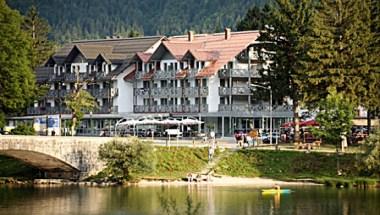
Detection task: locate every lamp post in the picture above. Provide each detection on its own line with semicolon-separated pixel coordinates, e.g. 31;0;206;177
249;84;273;146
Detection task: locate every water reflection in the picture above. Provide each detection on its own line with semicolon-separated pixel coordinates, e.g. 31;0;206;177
0;185;379;215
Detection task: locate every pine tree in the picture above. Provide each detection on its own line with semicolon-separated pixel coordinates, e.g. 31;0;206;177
22;5;55;69
0;0;36;124
298;0;372;107
368;0;380;111
255;0;315;142
236;5;268;31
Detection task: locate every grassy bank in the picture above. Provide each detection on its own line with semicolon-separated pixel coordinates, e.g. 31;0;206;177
142;146;209;180
215;149;379;187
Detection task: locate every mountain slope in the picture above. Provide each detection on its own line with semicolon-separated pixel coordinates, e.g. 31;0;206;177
7;0;267;42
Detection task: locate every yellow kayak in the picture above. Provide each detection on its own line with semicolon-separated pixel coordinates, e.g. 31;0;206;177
261;189;292;194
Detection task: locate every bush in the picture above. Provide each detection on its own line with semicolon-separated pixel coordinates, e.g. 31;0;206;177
98;137;156;181
357;130;380;177
10;124;35;135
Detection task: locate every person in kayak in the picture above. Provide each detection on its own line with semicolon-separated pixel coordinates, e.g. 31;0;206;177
273;184;280;190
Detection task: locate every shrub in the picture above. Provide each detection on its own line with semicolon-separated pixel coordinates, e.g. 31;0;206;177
99;137;156;181
357;130;380;177
10;124;35;135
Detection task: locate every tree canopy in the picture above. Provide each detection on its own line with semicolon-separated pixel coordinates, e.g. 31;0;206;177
22;5;55;69
298;0;373;107
0;0;36;123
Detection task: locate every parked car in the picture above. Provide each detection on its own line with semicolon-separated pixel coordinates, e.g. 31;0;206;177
261;132;280;144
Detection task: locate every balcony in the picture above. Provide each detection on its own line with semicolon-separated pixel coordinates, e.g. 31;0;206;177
27;107;71;115
219;87;251;96
183;87;208;97
94;105;118;114
154;70;176;80
218;69;260;78
135;71;144;80
134;87;208;98
134;104;208;113
219;104;293;117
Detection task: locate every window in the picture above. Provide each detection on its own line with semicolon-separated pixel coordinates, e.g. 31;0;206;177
77;65;80;72
161;80;167;88
143;81;150;89
180;62;184;69
201;61;205;68
137;62;143;71
202;79;207;87
164;63;168;71
161;98;167;105
143;99;150;105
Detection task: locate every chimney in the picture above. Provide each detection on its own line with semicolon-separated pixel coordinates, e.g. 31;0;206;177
224;28;231;40
188;31;194;42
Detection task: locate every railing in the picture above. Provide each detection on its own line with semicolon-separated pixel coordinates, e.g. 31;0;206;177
154;70;176;80
219;104;293;116
27;107;71;115
45;89;74;98
27;105;119;115
183;87;208;97
218;69;260;78
94;105;118;114
87;88;114;98
135;71;144;80
134;87;208;98
219;87;251;96
134;104;208;113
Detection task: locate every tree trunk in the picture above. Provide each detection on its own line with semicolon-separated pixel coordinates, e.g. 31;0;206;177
367;109;372;134
71;113;77;136
293;101;301;143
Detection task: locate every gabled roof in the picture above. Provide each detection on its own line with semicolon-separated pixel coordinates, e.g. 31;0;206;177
182;50;219;61
131;52;152;63
50;36;164;65
165;30;260;78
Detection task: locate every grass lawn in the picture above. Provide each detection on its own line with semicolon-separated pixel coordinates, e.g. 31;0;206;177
143;146;209;180
215;149;362;180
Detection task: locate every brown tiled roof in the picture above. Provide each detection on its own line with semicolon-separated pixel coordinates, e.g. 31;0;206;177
123;69;136;82
133;52;152;63
52;36;164;64
175;69;188;79
166;31;260;78
142;69;155;80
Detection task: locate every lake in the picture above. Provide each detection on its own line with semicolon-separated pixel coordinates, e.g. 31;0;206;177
0;185;379;215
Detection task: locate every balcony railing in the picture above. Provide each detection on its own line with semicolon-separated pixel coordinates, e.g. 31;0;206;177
135;68;201;80
219;87;251;96
27;105;118;115
45;89;74;98
218;69;260;78
219;104;293;117
154;70;176;80
27;107;71;115
134;87;208;98
134;104;208;113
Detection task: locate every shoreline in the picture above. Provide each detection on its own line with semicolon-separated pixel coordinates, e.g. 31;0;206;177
135;176;322;187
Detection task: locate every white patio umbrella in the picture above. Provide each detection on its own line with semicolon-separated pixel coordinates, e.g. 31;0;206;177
139;117;162;125
161;118;181;125
181;118;204;125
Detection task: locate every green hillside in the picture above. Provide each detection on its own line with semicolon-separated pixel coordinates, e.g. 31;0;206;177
7;0;267;42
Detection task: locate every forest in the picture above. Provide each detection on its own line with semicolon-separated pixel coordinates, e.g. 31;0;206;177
7;0;267;42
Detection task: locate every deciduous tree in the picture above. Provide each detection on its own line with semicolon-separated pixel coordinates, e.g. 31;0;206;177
0;0;35;126
99;138;156;181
